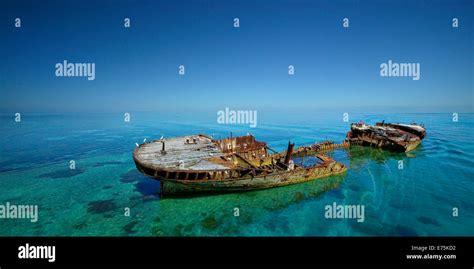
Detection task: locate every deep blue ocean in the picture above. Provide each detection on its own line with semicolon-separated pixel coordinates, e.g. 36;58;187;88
0;111;473;236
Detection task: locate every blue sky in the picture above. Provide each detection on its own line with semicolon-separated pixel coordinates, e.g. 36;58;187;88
0;0;472;113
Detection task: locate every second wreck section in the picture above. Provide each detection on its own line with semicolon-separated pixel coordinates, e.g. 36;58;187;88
346;122;426;152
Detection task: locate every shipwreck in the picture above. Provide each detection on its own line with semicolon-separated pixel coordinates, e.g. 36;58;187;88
133;121;426;196
346;121;426;152
133;134;347;196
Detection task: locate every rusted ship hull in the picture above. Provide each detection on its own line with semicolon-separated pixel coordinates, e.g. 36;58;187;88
156;162;346;195
346;122;426;152
347;135;421;152
133;134;347;196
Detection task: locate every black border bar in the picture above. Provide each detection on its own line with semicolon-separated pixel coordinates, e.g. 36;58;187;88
0;237;472;266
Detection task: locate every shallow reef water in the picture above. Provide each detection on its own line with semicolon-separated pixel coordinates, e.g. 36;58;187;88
0;112;473;236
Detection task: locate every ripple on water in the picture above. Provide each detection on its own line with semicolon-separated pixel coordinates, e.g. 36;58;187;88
38;168;86;179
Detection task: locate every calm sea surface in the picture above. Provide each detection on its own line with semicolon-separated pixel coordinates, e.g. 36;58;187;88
0;112;473;236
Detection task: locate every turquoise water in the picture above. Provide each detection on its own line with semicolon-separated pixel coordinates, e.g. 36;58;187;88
0;112;473;236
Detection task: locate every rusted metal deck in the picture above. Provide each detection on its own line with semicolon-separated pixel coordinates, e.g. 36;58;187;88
133;135;231;171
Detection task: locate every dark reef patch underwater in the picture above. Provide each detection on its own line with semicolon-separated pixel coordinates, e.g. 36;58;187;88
120;169;143;183
120;169;161;197
87;199;117;216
